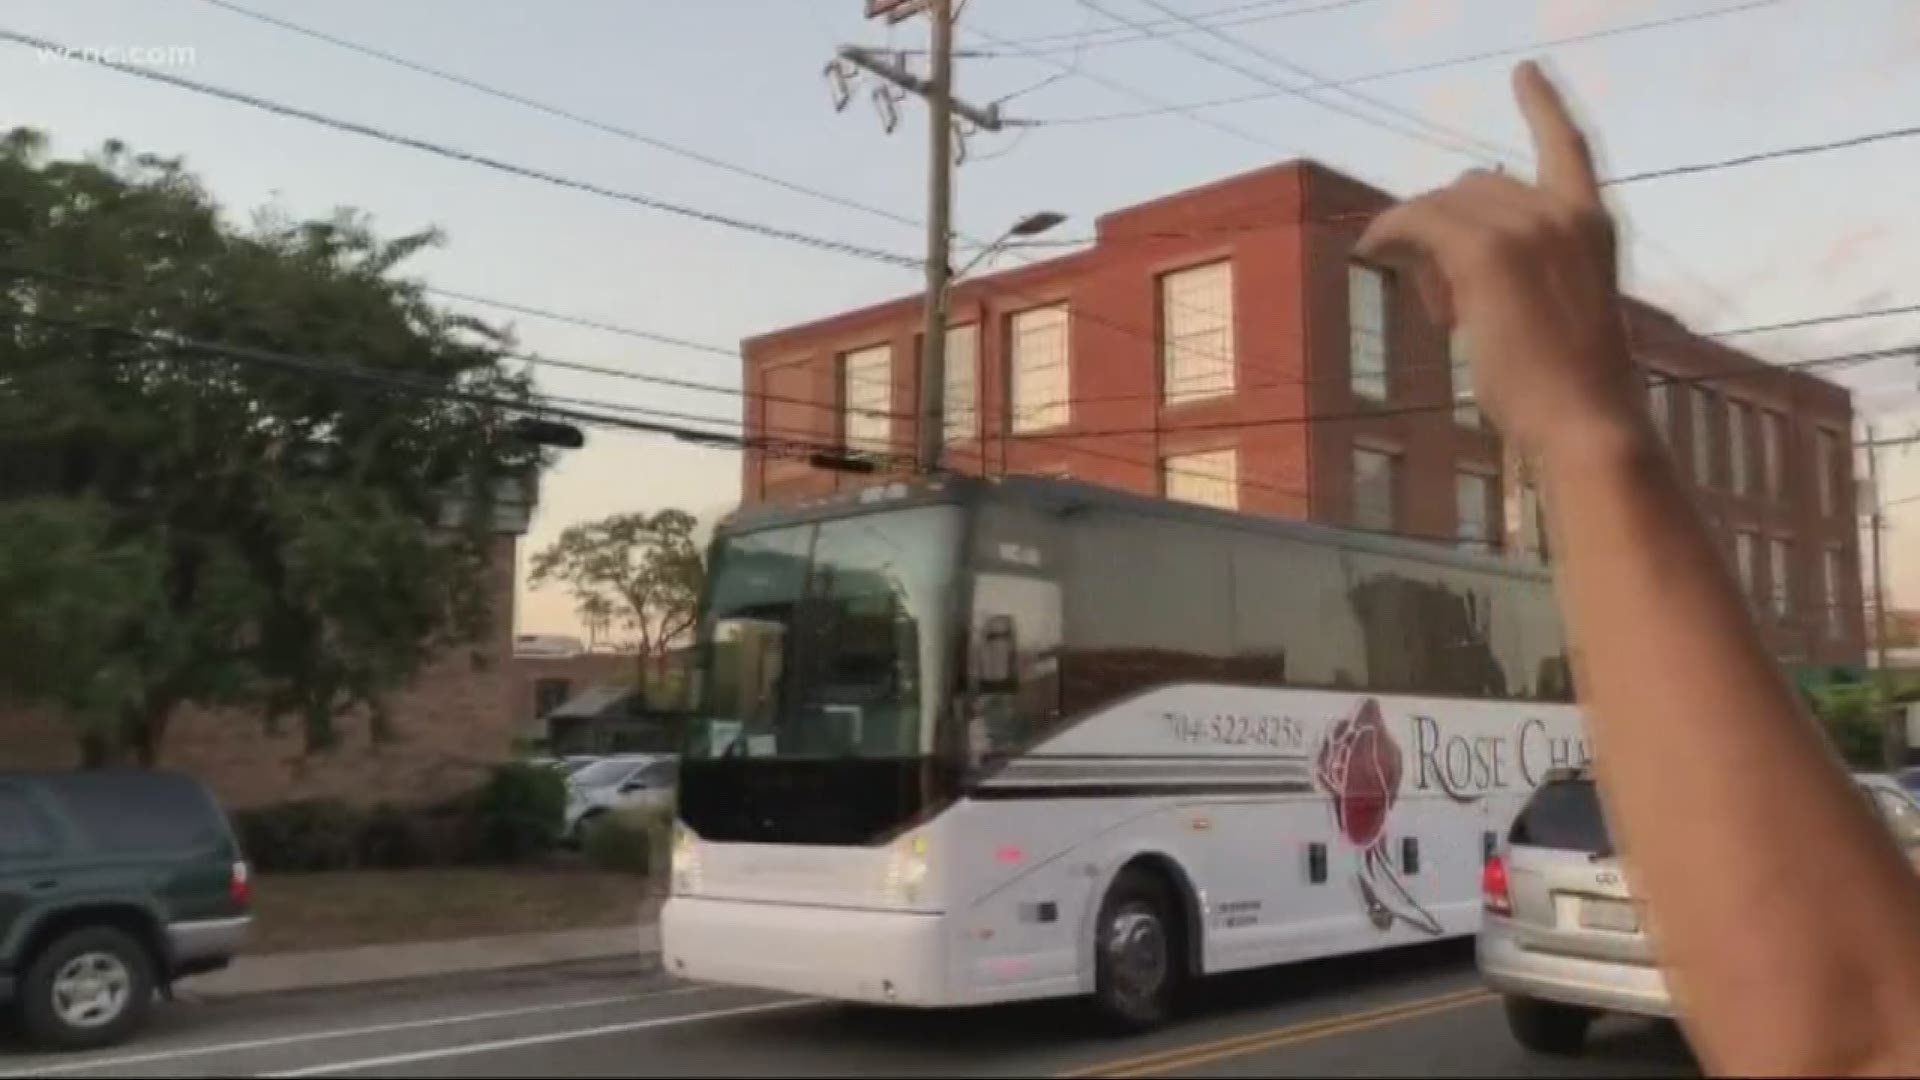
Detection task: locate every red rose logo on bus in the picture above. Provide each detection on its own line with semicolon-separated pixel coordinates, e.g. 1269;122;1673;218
1315;699;1443;937
1316;698;1400;848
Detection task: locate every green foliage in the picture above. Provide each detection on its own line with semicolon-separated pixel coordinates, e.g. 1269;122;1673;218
582;807;670;877
356;802;433;869
472;762;567;863
0;129;543;763
530;510;705;661
1809;682;1892;770
234;799;363;873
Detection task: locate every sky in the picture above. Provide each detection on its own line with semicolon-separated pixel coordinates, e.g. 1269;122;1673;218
4;0;1917;639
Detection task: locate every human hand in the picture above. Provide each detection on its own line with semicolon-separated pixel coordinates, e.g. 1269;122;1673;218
1358;61;1647;463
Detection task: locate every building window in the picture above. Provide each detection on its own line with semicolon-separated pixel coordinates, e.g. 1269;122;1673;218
1348;264;1389;401
841;343;892;453
1649;377;1673;446
1823;544;1845;639
941;324;979;445
1690;387;1715;487
1010;304;1070;433
1728;400;1751;496
1163;448;1238;510
1351;447;1398;531
1518;478;1551;565
534;678;572;721
1451;332;1479;428
1769;536;1791;618
1161;261;1234;405
1455;470;1493;553
1816;427;1841;516
1735;530;1758;602
1762;410;1785;502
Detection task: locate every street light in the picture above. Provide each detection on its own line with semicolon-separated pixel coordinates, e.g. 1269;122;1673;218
952;211;1068;282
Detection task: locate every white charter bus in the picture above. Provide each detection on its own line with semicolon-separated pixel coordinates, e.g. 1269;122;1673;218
662;474;1588;1026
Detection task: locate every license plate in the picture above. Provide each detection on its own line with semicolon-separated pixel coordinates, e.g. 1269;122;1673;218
1579;897;1640;933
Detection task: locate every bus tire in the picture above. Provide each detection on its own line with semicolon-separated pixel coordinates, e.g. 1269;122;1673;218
1092;866;1183;1031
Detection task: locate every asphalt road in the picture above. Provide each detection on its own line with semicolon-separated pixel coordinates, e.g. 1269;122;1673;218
0;944;1699;1078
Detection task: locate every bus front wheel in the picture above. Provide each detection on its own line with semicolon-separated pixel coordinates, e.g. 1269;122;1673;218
1092;867;1183;1030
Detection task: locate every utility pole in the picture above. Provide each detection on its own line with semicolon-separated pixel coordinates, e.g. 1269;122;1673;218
1867;422;1902;769
917;0;955;475
829;1;1004;474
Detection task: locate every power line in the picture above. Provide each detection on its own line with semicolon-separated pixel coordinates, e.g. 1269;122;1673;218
963;19;1300;155
189;0;933;237
422;287;736;358
992;0;1385;56
0;28;921;270
0;260;909;421
14;310;901;466
1001;340;1919;441
1036;0;1785;124
1106;0;1519;164
1603;122;1920;188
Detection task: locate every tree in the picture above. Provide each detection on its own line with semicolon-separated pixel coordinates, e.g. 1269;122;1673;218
0;129;544;764
529;510;705;676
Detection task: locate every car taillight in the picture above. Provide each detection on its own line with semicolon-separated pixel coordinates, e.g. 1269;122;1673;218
1482;854;1512;916
230;860;252;907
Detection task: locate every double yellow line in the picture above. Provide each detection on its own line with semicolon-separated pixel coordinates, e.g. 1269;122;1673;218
1056;987;1496;1078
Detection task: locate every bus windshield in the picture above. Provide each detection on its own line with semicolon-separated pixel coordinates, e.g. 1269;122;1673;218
687;503;962;761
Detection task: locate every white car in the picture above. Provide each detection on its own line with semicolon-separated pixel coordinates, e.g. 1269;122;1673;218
565;755;678;840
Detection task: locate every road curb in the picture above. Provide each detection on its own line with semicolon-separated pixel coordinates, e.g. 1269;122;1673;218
185;922;660;999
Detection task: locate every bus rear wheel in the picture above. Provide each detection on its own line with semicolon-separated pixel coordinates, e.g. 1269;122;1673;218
1093;867;1183;1030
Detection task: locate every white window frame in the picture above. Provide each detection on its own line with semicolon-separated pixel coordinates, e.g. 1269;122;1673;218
1816;427;1840;516
1762;410;1784;501
1518;478;1551;565
1009;304;1070;433
1162;448;1239;510
1649;377;1673;446
1451;331;1479;428
942;324;979;445
1691;387;1715;487
1455;469;1493;553
1728;399;1750;497
840;343;892;454
1351;446;1398;531
1735;530;1757;601
1823;543;1845;639
1769;536;1791;618
1160;261;1235;406
1348;264;1389;402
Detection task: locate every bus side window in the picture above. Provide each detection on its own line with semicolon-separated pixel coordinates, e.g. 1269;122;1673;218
970;572;1062;755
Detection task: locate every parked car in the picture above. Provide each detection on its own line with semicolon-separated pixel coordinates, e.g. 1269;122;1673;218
1477;767;1920;1054
0;771;250;1050
564;755;678;841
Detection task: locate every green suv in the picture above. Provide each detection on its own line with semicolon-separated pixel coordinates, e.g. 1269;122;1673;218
1;771;251;1050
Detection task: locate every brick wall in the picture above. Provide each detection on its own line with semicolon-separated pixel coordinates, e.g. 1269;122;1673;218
738;158;1865;668
0;536;522;810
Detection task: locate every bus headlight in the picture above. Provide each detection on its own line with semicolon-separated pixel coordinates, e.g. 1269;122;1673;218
672;823;702;895
884;834;929;905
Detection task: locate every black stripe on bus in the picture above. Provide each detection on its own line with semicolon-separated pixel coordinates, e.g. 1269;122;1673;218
971;781;1315;801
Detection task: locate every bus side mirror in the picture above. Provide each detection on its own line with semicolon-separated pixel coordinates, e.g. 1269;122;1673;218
979;615;1018;692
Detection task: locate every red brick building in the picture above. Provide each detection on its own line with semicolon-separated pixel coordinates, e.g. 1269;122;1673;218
741;160;1865;665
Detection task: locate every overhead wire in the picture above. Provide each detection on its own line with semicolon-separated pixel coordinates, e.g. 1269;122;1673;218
1036;0;1786;123
0;28;922;271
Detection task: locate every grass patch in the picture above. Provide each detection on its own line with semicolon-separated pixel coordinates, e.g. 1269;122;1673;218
248;865;657;954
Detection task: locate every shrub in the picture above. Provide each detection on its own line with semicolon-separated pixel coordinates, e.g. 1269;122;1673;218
583;807;670;876
473;761;567;863
235;799;362;872
357;802;432;869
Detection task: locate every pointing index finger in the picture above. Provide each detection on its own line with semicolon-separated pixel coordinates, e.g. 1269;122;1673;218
1514;60;1601;208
